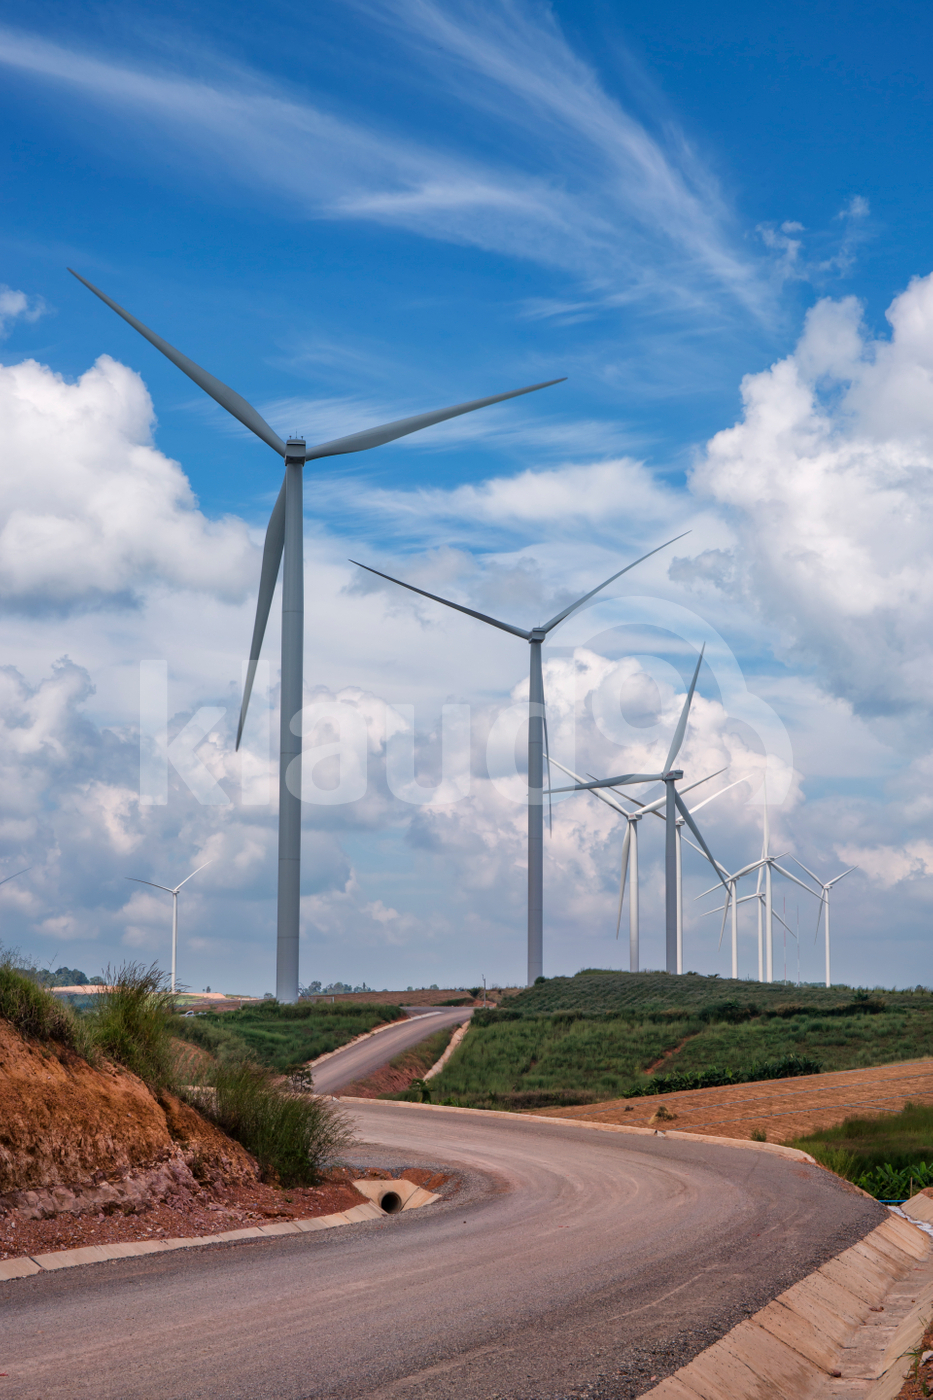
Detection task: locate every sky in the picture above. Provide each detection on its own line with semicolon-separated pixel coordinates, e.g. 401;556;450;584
0;0;932;993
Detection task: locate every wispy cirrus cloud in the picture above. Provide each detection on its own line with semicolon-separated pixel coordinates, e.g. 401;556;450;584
0;12;765;320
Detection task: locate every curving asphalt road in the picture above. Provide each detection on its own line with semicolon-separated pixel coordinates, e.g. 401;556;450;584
1;1100;884;1400
311;1007;473;1094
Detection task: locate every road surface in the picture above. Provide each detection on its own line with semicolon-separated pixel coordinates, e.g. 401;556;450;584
0;1101;884;1400
311;1007;472;1094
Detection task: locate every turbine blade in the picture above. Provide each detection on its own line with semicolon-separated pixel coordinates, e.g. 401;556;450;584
306;379;565;461
791;855;822;885
237;478;287;750
664;644;705;772
718;888;731;950
68;270;287;456
827;866;857;888
126;877;174;894
175;859;213;891
814;895;825;944
540;532;690;633
350;562;529;640
0;866;30;887
674;789;728;891
771;863;823;897
549;772;665;793
687;776;747;815
616;823;632;939
549;757;628;814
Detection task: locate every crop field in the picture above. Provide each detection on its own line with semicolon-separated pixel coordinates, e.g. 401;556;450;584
171;1000;406;1073
424;971;933;1109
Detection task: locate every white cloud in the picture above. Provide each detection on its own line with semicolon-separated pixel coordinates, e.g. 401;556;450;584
690;274;933;725
0;286;46;338
0;16;762;316
0;354;255;607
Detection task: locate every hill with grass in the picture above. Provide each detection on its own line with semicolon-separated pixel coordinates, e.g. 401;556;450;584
418;969;933;1110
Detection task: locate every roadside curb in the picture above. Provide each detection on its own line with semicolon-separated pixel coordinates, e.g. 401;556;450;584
336;1095;818;1164
644;1200;933;1399
0;1179;439;1282
424;1022;470;1080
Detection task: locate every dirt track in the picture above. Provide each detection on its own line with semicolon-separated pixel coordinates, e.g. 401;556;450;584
532;1057;933;1141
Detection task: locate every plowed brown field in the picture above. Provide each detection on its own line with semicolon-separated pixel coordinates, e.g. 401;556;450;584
529;1058;933;1141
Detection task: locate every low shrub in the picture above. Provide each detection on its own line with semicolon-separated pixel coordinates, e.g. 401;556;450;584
85;963;177;1090
629;1052;822;1097
0;950;80;1049
789;1101;933;1195
194;1056;355;1185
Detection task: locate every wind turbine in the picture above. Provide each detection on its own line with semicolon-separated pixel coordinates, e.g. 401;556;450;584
792;859;857;988
548;758;727;973
126;861;212;993
551;646;728;972
70;269;564;1002
353;536;686;984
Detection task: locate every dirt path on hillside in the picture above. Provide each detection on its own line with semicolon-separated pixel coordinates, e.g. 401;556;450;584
529;1058;933;1141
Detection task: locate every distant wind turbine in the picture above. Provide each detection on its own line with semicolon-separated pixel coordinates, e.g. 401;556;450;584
548;758;727;972
127;861;212;993
70;268;564;1002
550;646;729;972
792;858;857;988
353;536;686;984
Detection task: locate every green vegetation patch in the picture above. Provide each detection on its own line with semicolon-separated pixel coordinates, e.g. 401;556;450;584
171;999;406;1074
426;973;933;1111
0;955;83;1051
789;1101;933;1199
506;971;930;1017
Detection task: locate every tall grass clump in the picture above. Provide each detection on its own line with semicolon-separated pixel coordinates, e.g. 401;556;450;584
0;945;81;1049
85;963;177;1090
194;1056;354;1185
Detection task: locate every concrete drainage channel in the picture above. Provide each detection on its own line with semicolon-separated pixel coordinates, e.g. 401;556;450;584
0;1179;439;1281
647;1192;933;1399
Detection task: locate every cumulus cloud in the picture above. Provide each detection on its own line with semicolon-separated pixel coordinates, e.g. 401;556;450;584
690;274;933;726
0;354;255;608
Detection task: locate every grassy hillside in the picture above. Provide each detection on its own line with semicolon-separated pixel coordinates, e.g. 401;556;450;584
505;970;932;1015
171;1000;406;1074
423;971;933;1110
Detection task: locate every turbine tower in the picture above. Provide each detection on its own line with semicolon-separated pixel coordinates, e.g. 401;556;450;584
71;269;564;1002
353;538;685;983
126;861;212;993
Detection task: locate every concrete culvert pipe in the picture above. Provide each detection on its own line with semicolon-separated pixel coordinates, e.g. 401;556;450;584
379;1191;403;1214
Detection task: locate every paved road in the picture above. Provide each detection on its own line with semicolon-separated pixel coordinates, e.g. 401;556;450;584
311;1007;472;1094
1;1102;884;1400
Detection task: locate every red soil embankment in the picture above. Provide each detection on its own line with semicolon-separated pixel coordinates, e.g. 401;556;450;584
530;1059;933;1142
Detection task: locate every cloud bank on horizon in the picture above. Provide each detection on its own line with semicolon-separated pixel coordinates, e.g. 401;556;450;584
0;0;929;990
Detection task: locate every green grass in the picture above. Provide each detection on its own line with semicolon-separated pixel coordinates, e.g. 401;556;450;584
84;963;178;1090
199;1057;355;1186
505;970;932;1016
426;972;933;1110
171;1000;406;1074
0;953;83;1051
788;1102;933;1199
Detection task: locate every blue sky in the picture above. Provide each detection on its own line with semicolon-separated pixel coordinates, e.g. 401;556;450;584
0;0;932;992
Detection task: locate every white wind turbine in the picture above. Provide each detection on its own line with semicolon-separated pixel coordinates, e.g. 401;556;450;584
792;859;857;988
127;861;212;993
71;269;564;1002
548;758;726;972
550;647;729;972
353;537;685;985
